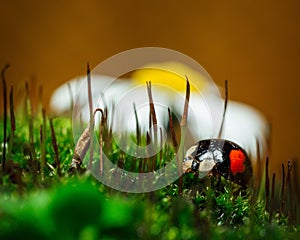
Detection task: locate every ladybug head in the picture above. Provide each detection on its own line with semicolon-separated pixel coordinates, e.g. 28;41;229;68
182;157;201;173
182;144;198;173
182;144;216;178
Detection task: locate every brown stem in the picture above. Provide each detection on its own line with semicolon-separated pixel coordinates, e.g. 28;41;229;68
180;76;190;127
8;85;16;159
265;157;270;211
49;118;61;176
218;80;228;138
280;163;286;214
168;107;178;149
178;77;190;195
146;81;158;142
94;108;104;174
1;64;9;172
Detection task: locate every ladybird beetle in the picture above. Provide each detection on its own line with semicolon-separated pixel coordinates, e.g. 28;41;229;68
182;138;252;187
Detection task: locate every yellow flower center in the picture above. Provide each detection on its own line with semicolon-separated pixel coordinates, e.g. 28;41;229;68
131;62;208;92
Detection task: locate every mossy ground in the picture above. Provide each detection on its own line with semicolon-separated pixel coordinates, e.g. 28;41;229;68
0;112;299;240
1;68;299;239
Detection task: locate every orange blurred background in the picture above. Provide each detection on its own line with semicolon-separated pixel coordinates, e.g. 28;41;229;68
1;1;300;175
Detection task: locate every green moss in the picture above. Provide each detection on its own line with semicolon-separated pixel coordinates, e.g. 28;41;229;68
0;112;299;239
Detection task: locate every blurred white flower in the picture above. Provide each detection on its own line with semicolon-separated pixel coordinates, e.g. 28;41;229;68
50;73;268;160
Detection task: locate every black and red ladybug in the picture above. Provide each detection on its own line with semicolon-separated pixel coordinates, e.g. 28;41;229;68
182;138;252;187
182;80;252;187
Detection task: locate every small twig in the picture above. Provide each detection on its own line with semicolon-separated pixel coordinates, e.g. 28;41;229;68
1;64;9;172
269;172;276;222
286;160;293;224
70;123;91;170
94;108;104;174
180;76;190;127
108;105;115;143
159;127;163;166
255;138;262;190
168;107;178;149
49;118;61;176
138;156;143;173
133;103;142;171
177;76;190;195
69;108;104;172
146;131;152;172
218;80;228;138
42;108;47;168
9;85;15;132
37;108;47;180
119;134;128;172
147;82;157;125
25;81;38;181
39;125;45;179
25;82;34;146
265;157;270;211
280;163;286;214
147;81;158;142
292;160;300;217
38;85;43;113
149;109;152;130
87;63;94;170
291;159;300;223
87;62;93;116
117;152;125;170
133;103;141;147
271;172;276;200
8;85;16;159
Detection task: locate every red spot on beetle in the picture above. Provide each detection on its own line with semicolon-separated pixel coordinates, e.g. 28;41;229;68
229;150;246;175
